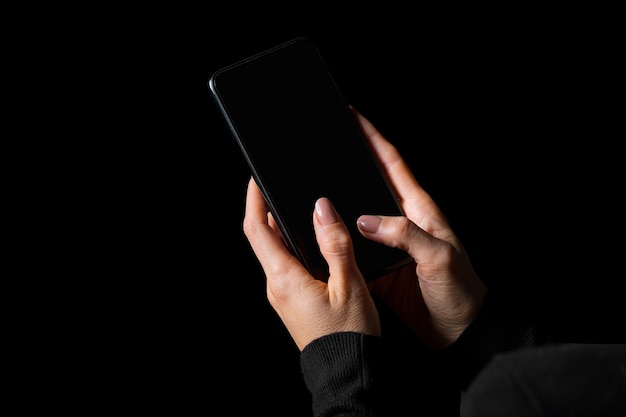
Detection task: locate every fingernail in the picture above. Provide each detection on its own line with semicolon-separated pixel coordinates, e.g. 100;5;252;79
315;197;338;225
357;215;382;233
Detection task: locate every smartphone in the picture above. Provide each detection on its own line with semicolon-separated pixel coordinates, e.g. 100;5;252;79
209;36;412;282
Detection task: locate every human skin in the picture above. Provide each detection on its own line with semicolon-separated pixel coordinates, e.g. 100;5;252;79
242;107;487;351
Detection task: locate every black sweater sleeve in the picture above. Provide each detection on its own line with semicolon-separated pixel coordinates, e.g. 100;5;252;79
300;332;383;417
444;289;557;390
299;290;559;416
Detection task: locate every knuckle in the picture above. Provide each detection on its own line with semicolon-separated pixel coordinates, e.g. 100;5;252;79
322;226;353;256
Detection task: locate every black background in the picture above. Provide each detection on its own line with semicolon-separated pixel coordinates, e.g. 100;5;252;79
43;7;623;415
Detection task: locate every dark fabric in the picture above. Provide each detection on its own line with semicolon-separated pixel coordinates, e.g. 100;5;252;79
301;330;460;417
299;290;625;416
301;291;468;417
445;290;556;390
301;332;382;417
461;343;626;417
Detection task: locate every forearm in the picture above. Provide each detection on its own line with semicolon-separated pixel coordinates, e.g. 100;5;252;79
300;332;383;417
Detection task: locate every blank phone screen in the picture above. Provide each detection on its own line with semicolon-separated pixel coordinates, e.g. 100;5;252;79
209;37;411;281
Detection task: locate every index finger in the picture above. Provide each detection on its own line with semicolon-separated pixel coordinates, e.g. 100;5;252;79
243;177;306;280
350;107;449;230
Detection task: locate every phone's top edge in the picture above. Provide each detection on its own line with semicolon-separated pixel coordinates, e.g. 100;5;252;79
208;36;314;88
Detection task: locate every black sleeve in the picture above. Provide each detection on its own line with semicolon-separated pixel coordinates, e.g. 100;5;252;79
444;289;558;390
460;343;626;417
300;332;383;417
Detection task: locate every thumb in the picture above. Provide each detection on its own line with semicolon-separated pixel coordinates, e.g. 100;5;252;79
356;215;447;274
314;198;363;286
